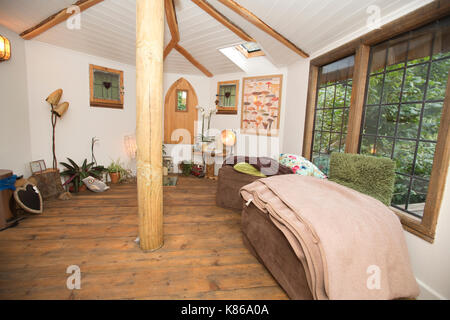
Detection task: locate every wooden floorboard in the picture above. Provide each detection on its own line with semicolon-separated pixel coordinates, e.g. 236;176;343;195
0;176;287;300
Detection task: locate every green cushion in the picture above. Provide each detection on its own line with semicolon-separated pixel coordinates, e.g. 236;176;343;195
233;162;267;178
328;152;396;206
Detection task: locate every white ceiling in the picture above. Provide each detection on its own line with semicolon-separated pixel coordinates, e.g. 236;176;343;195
0;0;433;75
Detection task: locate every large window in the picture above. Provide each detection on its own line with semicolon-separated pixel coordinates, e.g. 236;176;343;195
312;56;354;175
360;18;450;218
304;7;450;242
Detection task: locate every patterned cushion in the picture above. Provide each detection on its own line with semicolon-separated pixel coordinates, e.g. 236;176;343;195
279;153;327;179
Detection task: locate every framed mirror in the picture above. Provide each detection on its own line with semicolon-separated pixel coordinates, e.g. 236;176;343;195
176;89;188;112
216;80;239;114
90;64;124;109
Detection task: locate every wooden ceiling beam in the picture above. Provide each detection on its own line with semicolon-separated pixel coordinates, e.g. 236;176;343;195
217;0;309;58
20;0;104;40
175;44;213;77
164;39;177;60
191;0;254;42
165;0;180;43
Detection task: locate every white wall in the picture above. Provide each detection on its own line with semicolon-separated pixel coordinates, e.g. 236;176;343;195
24;40;137;172
283;58;310;155
0;25;32;176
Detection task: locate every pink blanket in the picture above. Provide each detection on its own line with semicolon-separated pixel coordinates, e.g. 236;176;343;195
240;174;419;300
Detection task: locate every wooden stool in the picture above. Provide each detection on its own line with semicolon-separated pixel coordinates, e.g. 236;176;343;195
0;170;14;230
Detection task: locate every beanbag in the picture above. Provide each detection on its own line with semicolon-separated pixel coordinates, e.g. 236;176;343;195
279;153;327;179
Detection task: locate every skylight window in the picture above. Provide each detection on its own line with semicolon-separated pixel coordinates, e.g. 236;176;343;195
241;42;261;53
235;42;265;58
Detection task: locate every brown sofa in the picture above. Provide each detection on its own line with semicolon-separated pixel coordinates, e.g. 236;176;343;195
242;203;313;300
216;156;292;211
216;165;260;211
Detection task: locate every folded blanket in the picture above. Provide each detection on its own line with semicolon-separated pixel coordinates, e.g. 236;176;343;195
223;156;292;176
240;175;419;300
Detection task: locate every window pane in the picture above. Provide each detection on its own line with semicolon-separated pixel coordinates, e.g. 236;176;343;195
313;131;321;153
313;155;330;176
393;140;416;175
421;102;443;140
402;64;428;102
382;69;404;104
392;174;411;208
320;132;331;153
367;74;383;104
332;108;343;130
342;108;349;133
322;109;333;131
335;84;346;107
378;105;398;137
427;58;450;100
345;82;352;106
314;109;323;129
397;103;421;139
414;142;436;179
325;86;335;107
408;178;428;217
340;134;346;152
363;106;379;135
360;136;376;155
376;137;394;158
317;88;326;108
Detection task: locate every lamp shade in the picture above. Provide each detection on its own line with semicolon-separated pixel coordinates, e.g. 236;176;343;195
221;130;236;147
46;89;63;106
53;102;69;117
124;135;137;159
0;35;11;61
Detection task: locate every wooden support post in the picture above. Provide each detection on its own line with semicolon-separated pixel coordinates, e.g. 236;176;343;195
345;44;370;154
136;0;164;251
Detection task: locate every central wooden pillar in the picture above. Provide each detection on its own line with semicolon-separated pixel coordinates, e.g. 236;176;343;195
136;0;164;251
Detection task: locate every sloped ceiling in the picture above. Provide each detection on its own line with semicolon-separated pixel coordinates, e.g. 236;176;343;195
0;0;433;75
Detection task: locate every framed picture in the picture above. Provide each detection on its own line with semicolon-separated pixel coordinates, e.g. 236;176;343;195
241;74;283;136
30;160;47;174
176;89;188;112
216;80;239;114
89;64;124;109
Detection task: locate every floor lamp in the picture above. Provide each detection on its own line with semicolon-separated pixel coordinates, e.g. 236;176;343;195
46;89;69;169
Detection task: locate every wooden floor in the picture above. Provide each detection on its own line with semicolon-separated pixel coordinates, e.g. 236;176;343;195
0;176;287;300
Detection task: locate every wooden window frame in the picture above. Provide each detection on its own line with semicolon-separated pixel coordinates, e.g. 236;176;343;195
235;44;265;58
216;80;239;114
89;64;124;109
302;1;450;243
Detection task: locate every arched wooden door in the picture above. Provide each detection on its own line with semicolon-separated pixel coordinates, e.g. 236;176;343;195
164;78;198;144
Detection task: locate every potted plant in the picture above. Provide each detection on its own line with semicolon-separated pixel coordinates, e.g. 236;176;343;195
179;160;194;176
107;159;132;184
60;158;105;193
107;159;122;184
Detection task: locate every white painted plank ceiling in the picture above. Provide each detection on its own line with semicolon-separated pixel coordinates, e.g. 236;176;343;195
0;0;433;75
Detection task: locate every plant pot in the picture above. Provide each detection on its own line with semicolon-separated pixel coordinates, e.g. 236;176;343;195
79;184;87;192
109;172;120;184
